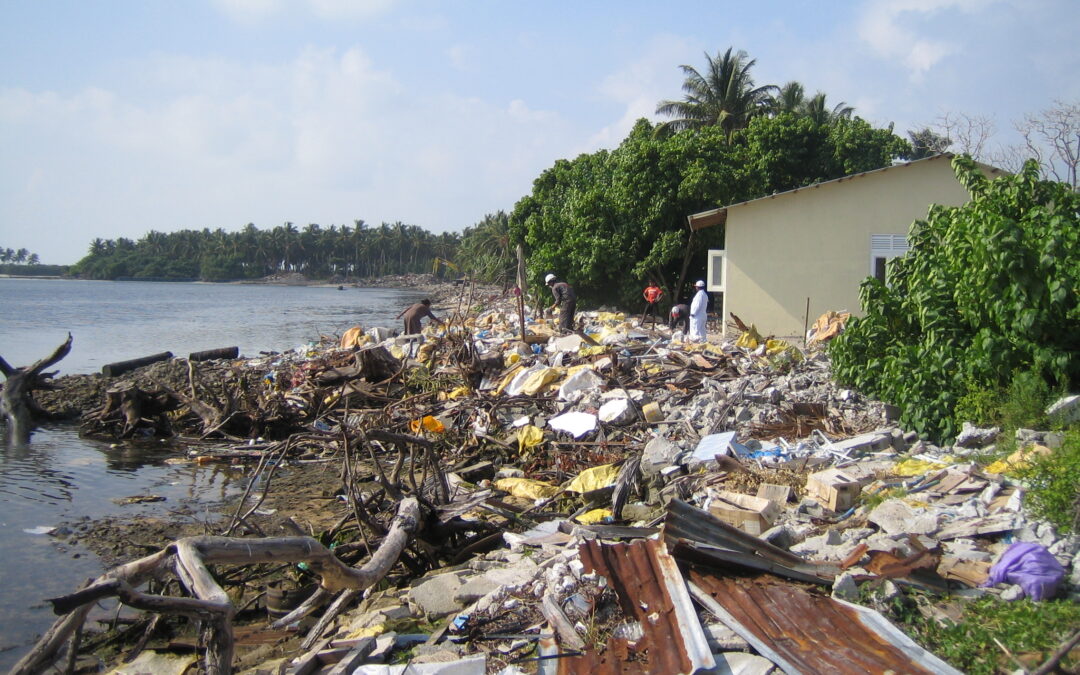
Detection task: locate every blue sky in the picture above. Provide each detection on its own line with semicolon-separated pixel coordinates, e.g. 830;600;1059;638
2;0;1077;264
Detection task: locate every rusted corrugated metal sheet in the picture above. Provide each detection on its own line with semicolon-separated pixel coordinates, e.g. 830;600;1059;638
664;498;838;584
556;538;714;675
689;570;963;675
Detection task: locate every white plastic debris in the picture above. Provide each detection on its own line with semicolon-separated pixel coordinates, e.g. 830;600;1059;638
548;412;597;439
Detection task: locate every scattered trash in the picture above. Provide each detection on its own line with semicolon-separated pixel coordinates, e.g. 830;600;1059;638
19;286;1080;675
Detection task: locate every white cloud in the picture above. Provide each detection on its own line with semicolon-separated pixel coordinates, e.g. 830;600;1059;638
212;0;397;22
212;0;285;22
584;34;698;151
446;44;469;71
307;0;398;20
856;0;988;79
0;43;579;262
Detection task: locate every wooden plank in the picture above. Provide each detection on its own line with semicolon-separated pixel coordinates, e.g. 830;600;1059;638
325;637;375;674
289;636;334;675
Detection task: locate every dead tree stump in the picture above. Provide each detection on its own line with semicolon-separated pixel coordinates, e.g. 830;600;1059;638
0;334;72;443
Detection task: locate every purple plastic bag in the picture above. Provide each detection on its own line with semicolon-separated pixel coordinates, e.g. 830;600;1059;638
981;542;1065;601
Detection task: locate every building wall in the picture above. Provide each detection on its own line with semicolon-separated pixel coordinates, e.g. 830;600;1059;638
722;156;975;337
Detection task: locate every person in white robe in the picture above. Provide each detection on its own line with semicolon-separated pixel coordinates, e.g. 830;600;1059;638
688;280;708;342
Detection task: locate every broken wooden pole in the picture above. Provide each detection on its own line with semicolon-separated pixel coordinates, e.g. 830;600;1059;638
189;346;240;362
101;351;173;377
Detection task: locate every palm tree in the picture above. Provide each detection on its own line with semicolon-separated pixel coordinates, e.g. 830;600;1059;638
767;82;854;124
801;92;854;125
27;253;40;265
770;81;806;115
655;47;777;139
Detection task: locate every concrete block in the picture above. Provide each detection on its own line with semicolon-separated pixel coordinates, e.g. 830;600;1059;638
1047;394;1080;425
955;422;1001;449
831;572;859;602
643;436;682;474
868;499;940;537
409;573;466;617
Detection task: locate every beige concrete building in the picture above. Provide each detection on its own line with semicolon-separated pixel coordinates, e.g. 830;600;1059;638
688;154;1003;338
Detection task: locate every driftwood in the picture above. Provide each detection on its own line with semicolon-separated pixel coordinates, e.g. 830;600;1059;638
0;333;72;443
83;384;181;438
101;351;173;377
16;497;423;675
189;346;240;361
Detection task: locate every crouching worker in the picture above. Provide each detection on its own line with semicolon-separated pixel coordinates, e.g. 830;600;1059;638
669;303;690;333
397;298;443;336
545;273;576;334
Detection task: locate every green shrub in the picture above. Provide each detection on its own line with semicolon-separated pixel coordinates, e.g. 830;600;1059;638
1016;429;1080;533
831;156;1080;443
899;596;1080;674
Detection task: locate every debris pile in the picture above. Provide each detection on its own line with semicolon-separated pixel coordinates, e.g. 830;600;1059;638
15;291;1080;675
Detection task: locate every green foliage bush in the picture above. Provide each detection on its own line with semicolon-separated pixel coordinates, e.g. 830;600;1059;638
1016;429;1080;533
831;157;1080;443
898;595;1080;674
511;115;908;308
955;369;1056;431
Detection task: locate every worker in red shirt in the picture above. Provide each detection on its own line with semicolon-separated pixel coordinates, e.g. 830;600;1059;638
640;281;664;326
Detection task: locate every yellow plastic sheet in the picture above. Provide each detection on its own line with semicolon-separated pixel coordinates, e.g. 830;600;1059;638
389;344;407;359
409;416;445;434
346;623;386;639
576;508;613;524
564;462;621;493
443;386;471;400
704;343;726;357
592;328;618;344
985;444;1051;475
519;367;564;395
517;425;545;450
893;456;955;476
339;326;366;348
765;338;804;362
494;363;525;395
417;341;437;362
504;352;521;367
595;312;626;323
736;326;764;349
580;345;608;357
495;477;560;500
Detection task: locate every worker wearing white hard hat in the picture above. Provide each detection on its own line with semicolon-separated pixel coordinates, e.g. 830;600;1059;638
688;280;709;342
544;273;576;334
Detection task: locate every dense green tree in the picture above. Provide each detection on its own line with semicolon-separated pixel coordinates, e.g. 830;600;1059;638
70;218;459;282
511;113;909;309
655;48;776;139
830;156;1080;442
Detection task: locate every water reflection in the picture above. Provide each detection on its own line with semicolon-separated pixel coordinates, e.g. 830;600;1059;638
0;424;240;671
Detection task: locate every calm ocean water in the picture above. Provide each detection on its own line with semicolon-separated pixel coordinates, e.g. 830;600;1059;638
0;278;425;669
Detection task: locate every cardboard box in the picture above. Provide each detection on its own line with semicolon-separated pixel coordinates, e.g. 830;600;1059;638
806;468;861;512
756;483;794;504
709;490;781;535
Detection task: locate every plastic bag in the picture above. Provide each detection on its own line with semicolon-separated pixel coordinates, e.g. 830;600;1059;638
981;542;1065;601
